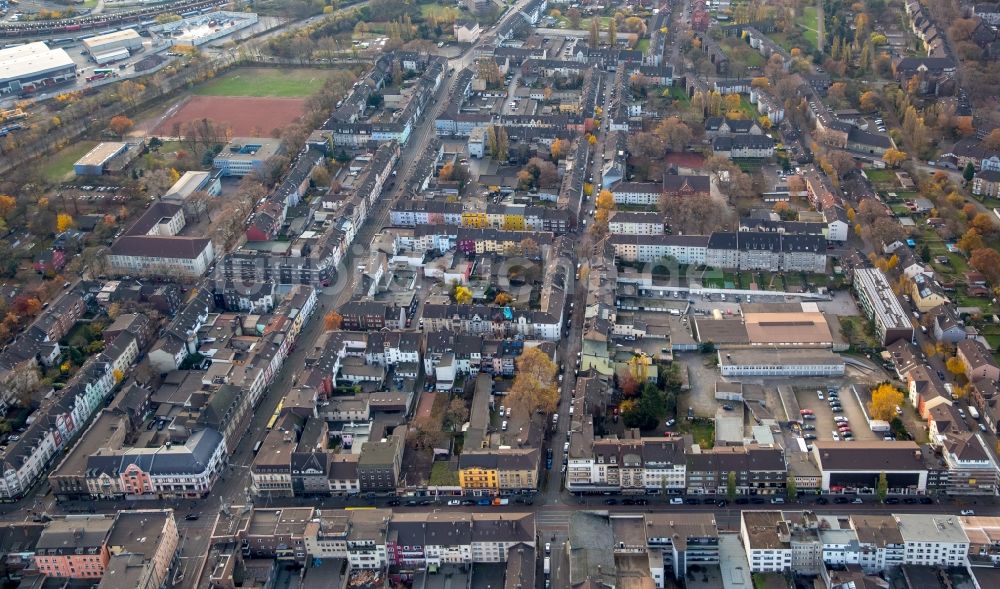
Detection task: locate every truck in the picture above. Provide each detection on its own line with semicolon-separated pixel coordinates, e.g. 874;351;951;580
492;497;509;506
543;557;551;575
869;420;891;433
969;406;980;420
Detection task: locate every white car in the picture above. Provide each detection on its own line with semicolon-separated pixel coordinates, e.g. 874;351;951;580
832;432;840;441
961;509;975;516
447;499;461;506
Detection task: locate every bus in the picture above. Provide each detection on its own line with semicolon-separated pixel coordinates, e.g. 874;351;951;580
93;68;114;76
265;399;283;431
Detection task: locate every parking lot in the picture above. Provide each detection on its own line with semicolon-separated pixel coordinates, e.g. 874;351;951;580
795;384;879;443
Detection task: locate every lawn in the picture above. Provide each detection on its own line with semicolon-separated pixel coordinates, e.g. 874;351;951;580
420;4;459;19
838;315;880;349
865;168;897;185
42;141;98;183
668;85;690;108
429;461;459;486
635;38;650;54
798;6;819;49
678;419;715;449
193;68;335;98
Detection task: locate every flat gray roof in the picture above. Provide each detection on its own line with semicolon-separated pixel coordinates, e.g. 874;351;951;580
76;142;127;167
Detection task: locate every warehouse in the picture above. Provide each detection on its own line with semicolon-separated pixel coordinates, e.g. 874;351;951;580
717;348;845;377
74;142;127;176
82;29;143;59
0;42;77;95
742;310;833;348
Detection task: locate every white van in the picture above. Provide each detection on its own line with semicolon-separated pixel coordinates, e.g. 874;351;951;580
669;497;684;505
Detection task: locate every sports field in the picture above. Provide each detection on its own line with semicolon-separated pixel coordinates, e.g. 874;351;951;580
193;68;335;98
153;96;306;137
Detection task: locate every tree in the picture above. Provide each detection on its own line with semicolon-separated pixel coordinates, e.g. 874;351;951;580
596;189;615;211
453;285;473;304
312;165;331;188
494;292;513;305
622;383;666;430
882;148;908;168
970;248;1000;284
946;356;967;378
109;115;134;138
112;368;124;383
654;117;693;151
439;162;455;182
983;129;1000;151
970;213;996;235
869;383;904;421
787;475;797;501
859;91;880;112
963;162;976;182
55;213;74;233
589;18;600;46
323;311;343;330
443;398;469;430
507;347;559;415
620;373;640;397
550;138;568;161
957;229;985;254
567;7;582;29
877;471;888;502
0;195;15;219
727;471;737;501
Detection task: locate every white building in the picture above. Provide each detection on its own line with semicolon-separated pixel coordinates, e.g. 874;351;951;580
741;511;792;572
718;349;846;377
608;211;666;235
895;514;969;567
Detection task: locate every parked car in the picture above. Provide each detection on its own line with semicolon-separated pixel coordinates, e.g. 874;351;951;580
447;499;461;506
884;497;900;504
961;509;975;516
920;497;934;504
852;497;864;504
815;497;829;505
834;496;850;504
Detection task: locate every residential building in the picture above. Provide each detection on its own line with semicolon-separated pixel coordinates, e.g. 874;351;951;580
895;514;969;567
33;515;115;579
357;426;405;492
458;449;539;494
853;267;914;345
957;339;1000;382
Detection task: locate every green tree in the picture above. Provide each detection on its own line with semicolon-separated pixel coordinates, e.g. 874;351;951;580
964;162;976;182
622;383;666;430
877;471;888;502
727;471;737;501
787;475;797;501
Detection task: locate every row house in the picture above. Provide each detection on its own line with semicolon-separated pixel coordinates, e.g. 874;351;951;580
0;357;116;500
705;232;827;273
608;234;709;266
457;449;540;494
957;339;1000;383
686;446;787;495
712;135;775;159
608;211;667;235
421;304;562;341
566;421;688;494
740;511;966;574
